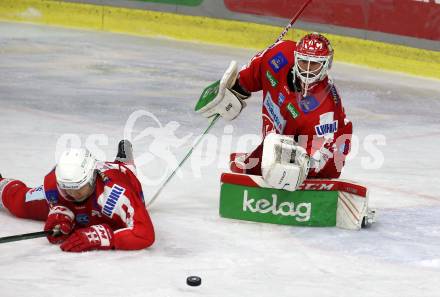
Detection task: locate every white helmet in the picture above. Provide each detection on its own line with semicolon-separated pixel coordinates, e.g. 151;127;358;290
56;148;97;193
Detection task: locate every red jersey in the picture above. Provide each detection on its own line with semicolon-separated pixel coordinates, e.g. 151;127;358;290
238;40;352;178
43;161;154;250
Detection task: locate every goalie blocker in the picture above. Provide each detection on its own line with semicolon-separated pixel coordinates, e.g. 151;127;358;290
219;173;376;230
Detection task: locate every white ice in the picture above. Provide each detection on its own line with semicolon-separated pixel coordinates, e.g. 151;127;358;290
0;22;439;297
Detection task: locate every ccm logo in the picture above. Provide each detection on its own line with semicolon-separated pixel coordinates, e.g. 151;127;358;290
298;183;335;191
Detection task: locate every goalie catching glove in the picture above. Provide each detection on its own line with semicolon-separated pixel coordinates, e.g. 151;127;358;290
195;61;250;121
261;133;310;191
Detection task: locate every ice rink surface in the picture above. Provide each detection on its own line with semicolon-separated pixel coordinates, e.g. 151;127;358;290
0;22;439;297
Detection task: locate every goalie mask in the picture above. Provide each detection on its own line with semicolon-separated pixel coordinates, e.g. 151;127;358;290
293;33;334;95
56;148;97;202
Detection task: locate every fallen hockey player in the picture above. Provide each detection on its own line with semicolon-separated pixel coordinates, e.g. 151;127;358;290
0;140;155;252
196;32;375;229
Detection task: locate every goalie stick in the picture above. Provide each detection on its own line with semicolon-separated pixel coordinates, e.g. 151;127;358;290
145;114;220;208
273;0;313;47
145;0;313;208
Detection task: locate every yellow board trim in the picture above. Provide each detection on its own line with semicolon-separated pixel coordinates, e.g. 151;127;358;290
1;0;439;79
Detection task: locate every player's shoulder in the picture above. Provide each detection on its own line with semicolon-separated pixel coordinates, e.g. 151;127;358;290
265;40;296;60
44;166;56;181
96;161;119;173
98;161;137;183
279;39;297;50
260;40;296;73
96;168;135;217
96;162;130;188
266;40;296;56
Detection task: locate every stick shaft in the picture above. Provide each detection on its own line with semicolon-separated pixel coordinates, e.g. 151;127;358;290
0;230;51;244
274;0;313;45
146;114;220;208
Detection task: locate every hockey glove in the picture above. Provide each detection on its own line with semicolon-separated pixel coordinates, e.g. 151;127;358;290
60;224;114;252
261;133;310;191
44;206;75;244
195;61;250;121
310;143;334;173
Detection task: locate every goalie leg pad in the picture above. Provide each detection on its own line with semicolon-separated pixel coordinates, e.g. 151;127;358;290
336;191;372;230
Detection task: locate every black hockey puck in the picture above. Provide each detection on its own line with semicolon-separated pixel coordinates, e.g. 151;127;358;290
186;276;201;286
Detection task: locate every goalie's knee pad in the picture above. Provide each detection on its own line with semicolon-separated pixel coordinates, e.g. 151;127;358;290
261;133;310;191
230;153;248;173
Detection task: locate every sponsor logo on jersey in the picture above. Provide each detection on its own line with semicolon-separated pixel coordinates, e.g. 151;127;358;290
25;185;46;202
287;103;299;119
269;52;288;73
242;190;311;222
278;92;285;105
45;190;59;204
102;184;125;218
264;93;286;133
265;71;278;87
315;112;338;138
315;122;338;137
76;213;89;225
299;95;320;113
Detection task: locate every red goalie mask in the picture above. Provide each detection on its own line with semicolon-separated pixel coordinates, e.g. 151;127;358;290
293;33;334;95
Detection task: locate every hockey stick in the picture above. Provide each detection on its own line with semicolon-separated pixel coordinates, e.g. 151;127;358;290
273;0;312;45
145;0;311;208
0;230;52;244
145;114;220;208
